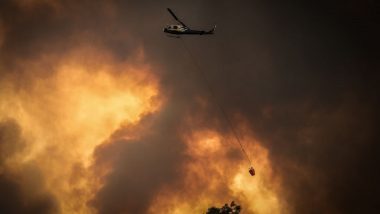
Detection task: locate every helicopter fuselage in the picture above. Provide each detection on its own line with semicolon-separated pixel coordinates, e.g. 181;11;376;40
163;24;214;35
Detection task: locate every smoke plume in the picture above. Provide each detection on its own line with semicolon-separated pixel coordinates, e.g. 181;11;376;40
0;0;378;213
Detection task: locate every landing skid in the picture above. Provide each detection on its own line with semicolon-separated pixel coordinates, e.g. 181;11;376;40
166;35;180;38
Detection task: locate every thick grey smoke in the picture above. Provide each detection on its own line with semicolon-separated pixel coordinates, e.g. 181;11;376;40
113;1;379;212
1;0;379;213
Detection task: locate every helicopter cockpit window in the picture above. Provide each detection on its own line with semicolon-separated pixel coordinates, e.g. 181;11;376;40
173;26;178;29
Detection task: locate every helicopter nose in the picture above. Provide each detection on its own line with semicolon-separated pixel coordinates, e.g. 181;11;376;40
163;28;168;33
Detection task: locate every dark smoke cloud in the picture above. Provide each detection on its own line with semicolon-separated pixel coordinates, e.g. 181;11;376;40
0;0;140;78
91;108;188;213
114;0;379;212
1;0;379;213
0;120;58;214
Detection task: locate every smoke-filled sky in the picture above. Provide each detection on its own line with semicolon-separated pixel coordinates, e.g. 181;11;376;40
0;0;379;213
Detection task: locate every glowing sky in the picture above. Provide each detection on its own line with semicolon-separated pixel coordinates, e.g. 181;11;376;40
0;0;378;213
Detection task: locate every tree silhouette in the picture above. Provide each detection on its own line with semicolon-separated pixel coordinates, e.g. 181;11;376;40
206;201;241;214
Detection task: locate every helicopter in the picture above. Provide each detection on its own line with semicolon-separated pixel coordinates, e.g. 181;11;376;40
163;8;216;35
163;8;255;177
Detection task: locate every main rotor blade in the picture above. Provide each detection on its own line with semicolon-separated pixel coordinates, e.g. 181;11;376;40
167;8;179;21
167;8;188;28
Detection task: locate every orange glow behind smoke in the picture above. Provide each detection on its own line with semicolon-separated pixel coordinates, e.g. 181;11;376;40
0;46;286;213
0;48;160;213
148;125;285;214
0;46;284;213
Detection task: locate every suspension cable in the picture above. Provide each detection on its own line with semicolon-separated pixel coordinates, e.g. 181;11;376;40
179;38;252;166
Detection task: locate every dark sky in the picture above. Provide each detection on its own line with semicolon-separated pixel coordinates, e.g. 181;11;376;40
0;0;379;213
